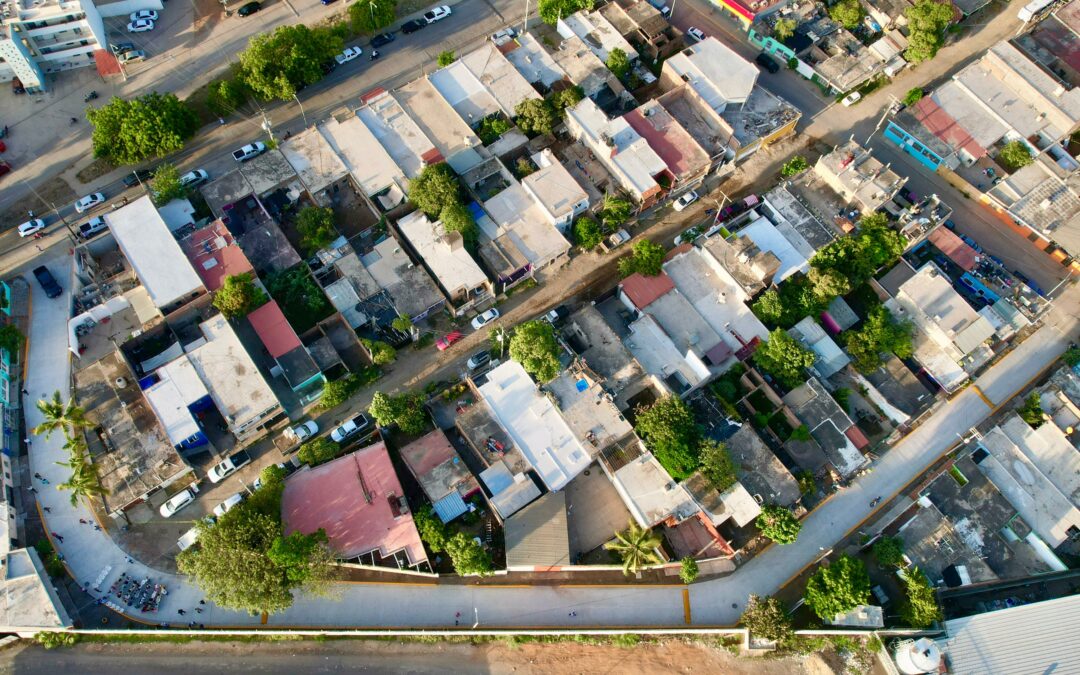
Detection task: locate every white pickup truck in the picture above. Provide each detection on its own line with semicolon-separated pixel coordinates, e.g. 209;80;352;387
232;142;266;162
207;449;252;483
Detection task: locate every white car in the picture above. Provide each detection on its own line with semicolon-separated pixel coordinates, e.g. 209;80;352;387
672;190;699;212
336;46;363;64
212;492;245;518
179;169;209;188
423;4;451;22
18;219;45;238
74;192;105;213
686;27;706;42
130;9;158;21
491;28;517;46
127;18;154;32
79;216;107;239
118;49;146;64
330;413;371;443
159;487;198;518
471;308;500;330
284;420;318;444
842;92;862;107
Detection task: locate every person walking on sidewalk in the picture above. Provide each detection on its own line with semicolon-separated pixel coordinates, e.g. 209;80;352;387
51;532;63;543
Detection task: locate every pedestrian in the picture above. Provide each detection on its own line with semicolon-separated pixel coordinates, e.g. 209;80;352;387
33;473;42;480
93;525;101;531
199;624;205;630
21;389;28;396
218;117;225;126
28;486;37;494
79;518;88;525
51;532;63;543
188;621;196;629
177;609;186;616
40;477;49;485
199;599;206;605
195;608;202;614
24;438;30;447
43;506;51;513
35;245;42;252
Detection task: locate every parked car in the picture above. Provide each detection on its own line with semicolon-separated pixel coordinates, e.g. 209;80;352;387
330;413;372;443
686;27;706;42
237;1;261;16
118;50;146;64
18;219;45;238
436;330;464;351
544;305;570;325
600;228;631;252
123;168;154;187
401;19;426;33
646;0;671;15
467;350;491;371
177;516;215;551
179;169;209;188
755;52;780;74
371;32;395;48
207;449;252;483
253;461;298;490
0;161;11;180
424;5;451;22
130;9;158;21
32;265;62;299
672;190;699;212
159;486;198;518
491;28;517;45
213;492;245;518
284;420;318;444
470;308;500;330
79;217;107;239
74;192;105;213
841;91;862;107
110;42;135;55
336;46;363;64
232;142;266;162
127;18;154;32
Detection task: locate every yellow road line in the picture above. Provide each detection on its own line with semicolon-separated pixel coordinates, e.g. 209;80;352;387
971;384;994;409
682;589;691;625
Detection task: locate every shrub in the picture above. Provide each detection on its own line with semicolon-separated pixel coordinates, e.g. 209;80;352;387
780;155;809;178
872;536;904;568
679;557;700;584
998;140;1034;172
903;87;925;107
318;373;361;410
573;216;604;250
35;632;78;649
437;50;456;67
298;437;340;466
362;339;396;366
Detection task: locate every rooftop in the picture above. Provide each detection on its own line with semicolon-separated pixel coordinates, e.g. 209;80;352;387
806;30;883;93
480;183;571;268
719;85;802;147
992;166;1080;251
547;368;633;452
143;354;210;447
395;211;488;297
619;271;675;310
429;60;506;123
623;100;710;182
318;114;407;198
684;475;761;527
521;149;590;224
611;450;699;526
551;35;625;100
247;300;303;359
737;214;811;282
725;426;800;507
179;220;254;292
790;316;851;379
814;140;906;213
458;43;543;116
557;10;639;63
662;38;757;109
395;79;484;174
782;377;868;478
928;225;979;271
398;429;476;504
279;126;349;197
238;149;299;196
640;286;728;364
478;459;542;519
200;170;255;217
897;500;998;587
562;305;650;410
477;361;592;491
656;85;735;159
908;96;985;160
358;90;440;179
567;98;667;198
0;549;72;633
998;415;1080;505
623;311;709;393
504;492;571;569
504;33;567;88
865;354;934;418
361;237;446;319
105;196;204;310
896;262;995;357
282;442;427;564
699;233;778;296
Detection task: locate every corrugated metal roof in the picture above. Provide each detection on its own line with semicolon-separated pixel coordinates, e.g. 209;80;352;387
504;491;570;569
941;594;1080;675
432;491;468;524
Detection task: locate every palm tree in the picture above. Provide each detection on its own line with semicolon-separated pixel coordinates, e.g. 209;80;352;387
604;521;663;575
57;460;108;507
60;434;89;461
33;391;92;440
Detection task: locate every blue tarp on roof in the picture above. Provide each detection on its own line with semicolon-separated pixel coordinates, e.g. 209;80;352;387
467;201;485;222
432;490;468;524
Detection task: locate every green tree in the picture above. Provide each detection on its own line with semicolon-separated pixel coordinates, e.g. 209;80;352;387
296;206;337;254
872;536;905;568
0;324;25;357
752;329;815;389
904;0;953;64
297;437;341;466
811;213;905;285
264;267;334;333
699;439;737;492
87;93;199;165
606;47;631;81
1018;391;1045;428
362;338;396;365
212;272;268;320
267;529;337;590
318;373;362;410
149;163;185;206
740;595;793;643
408;163;462;217
900;567;942;628
33;391;91;441
514;157;536;178
239;25;343;101
756;504;801;545
55;441;109;506
618;239;666;277
600;194;634;230
476;114;511;145
773;17;797;40
604;521;662;575
445;531;493;576
391;314;414;333
368;391;430;435
679;557;700;584
413;508;449;553
349;0;397;33
903;87;925;106
1063;345;1080;367
539;0;593;24
803;554;871;620
829;0;865;29
515;98;558;136
808;266;852;301
508;320;562;382
635;396;701;480
439;202;479;248
573;216;604;250
780;155;809;178
998;140;1034;172
207;77;248;117
548;85;584;113
752;288;786;326
845;305;914;373
437;50;456;67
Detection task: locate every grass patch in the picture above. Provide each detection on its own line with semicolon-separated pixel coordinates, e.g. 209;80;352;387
75;158;117;184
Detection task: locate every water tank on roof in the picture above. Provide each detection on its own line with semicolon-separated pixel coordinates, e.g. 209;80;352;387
893;638;942;675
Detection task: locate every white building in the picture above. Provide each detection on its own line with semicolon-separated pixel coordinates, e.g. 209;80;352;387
394;210;491;314
521;149;590;231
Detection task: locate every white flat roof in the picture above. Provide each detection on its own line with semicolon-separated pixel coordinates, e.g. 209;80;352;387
898;263;994;356
459;43;543;116
395;79;485;174
429;61;504;122
106;196;204;309
279;126;348;196
740;216;810;282
478;361;592;491
613;452;698;526
999;415;1080;507
663;38;757;110
716;482;762;527
482;184;570;266
522;149;589;221
319;115;407;197
144;355;209;446
558;11;638;63
396;211;488;295
0;549;72;633
505;33;567;87
358;91;436;179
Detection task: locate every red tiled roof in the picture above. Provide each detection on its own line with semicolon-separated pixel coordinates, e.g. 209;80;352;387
928;226;978;271
94;50;121;77
619;272;675;309
181;221;254;292
282;443;427;564
913;98;986;159
623;107;708;181
247;300;302;359
845;425;870;450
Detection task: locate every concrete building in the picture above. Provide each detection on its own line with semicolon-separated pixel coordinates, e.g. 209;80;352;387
546;365;634;453
801;28;883;93
394;211;492;315
141;354;211;453
600;0;683;61
725;426;800;507
623;99;710;191
550;34;629;111
789;316;851;379
0;548;72;635
398;429;479;524
247;300;325;404
456;42;543;117
814;140;907;215
503;492;571;571
782;377;870;478
179;220;255;293
318;113;407;206
479;180;571;283
562;304;656;411
279;126;349;203
503;33;567;89
997;415;1080;507
352;239;445;322
557;9;638;63
395;79;485;174
358;89;441;179
520;149;590;232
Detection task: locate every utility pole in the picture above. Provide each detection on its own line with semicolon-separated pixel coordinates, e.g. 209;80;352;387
523;0;530;34
260;109;276;143
865;94;900;146
293;93;308;127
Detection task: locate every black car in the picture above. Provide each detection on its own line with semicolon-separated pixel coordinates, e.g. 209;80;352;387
32;266;62;299
237;1;261;16
122;168;154;187
755;52;780;74
320;60;338;75
401;19;426;34
110;42;135;55
371;32;395;48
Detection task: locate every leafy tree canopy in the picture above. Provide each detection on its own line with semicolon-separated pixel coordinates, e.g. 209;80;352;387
756;504;802;545
1063;345;1080;367
239;25;343;101
150;163;185;206
539;0;593;25
318;373;362;410
207;77;249;117
437;50;457;67
740;595;794;643
604;521;662;575
408;163;462;217
904;0;953;64
349;0;396;33
264;267;333;333
88;93;199;165
297;206;337;254
362;338;396;366
811;213;905;285
508;320;562;382
780;155;809;178
600;194;634;229
699;439;737;492
1018;391;1045;428
0;324;25;357
679;557;700;584
872;535;905;568
829;0;865;29
297;437;341;466
548;85;584;113
573;216;604;250
391;314;414;333
773;17;797;40
606;47;631;81
752;329;815;389
515;98;558;136
618;239;666;277
368;391;430;435
445;531;494;576
803;554;871;620
844;305;914;373
998;140;1034;172
903;87;925;106
440;202;479;248
900;567;942;628
635;396;701;480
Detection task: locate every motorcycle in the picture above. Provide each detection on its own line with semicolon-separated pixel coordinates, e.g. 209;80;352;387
0;125;7;139
369;50;380;61
83;91;98;103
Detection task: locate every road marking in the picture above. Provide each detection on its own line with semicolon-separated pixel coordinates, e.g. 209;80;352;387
971;384;994;409
682;589;692;625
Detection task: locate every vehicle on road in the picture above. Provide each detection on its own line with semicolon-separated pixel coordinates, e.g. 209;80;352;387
127;18;154;32
110;42;135;55
32;265;62;298
123;168;154;187
601;228;631;252
284;421;318;444
467;350;491;371
436;330;464;351
18;219;45;237
401;19;426;33
491;28;517;45
841;91;862;106
336;46;363;64
79;217;107;239
544;305;570;325
253;461;298;490
118;50;146;64
424;5;451;22
74;193;105;213
179;169;209;188
755;52;780;73
177;515;215;551
330;413;372;443
130;9;158;21
471;308;500;330
232;142;266;162
371;33;395;48
0;161;10;180
672;189;699;212
686;27;705;42
207;449;252;483
646;0;671;14
159;486;198;518
213;492;245;518
237;1;261;16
